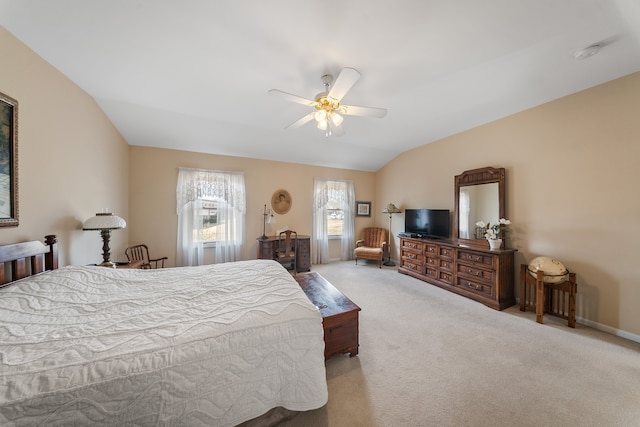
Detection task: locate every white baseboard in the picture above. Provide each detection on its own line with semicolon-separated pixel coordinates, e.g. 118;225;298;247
577;316;640;344
515;298;640;344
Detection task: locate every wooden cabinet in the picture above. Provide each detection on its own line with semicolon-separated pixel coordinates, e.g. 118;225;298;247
256;235;311;272
295;272;361;359
399;236;515;310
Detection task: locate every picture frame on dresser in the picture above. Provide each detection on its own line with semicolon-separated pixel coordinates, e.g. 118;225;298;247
0;91;18;227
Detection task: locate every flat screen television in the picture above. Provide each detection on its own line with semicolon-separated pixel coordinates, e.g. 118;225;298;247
404;209;450;239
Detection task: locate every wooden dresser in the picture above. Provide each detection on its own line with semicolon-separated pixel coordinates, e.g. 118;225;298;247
399;236;516;310
256;235;311;272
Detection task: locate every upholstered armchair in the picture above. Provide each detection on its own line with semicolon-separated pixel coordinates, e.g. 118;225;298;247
354;227;387;268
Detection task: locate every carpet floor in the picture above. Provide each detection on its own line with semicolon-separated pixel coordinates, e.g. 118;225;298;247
280;261;640;427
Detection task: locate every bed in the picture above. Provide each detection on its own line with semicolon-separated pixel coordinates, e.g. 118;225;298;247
0;236;328;426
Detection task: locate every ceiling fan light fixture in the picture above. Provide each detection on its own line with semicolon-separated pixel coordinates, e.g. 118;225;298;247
330;112;343;126
269;67;387;137
314;110;327;122
317;119;328;130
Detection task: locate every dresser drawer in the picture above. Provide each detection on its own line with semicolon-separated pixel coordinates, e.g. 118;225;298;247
439;270;453;284
402;250;423;264
425;244;438;256
402;260;423;273
457;263;495;283
425;256;438;268
296;239;311;272
439;246;454;259
457;250;495;268
457;277;494;297
402;239;424;252
440;259;453;271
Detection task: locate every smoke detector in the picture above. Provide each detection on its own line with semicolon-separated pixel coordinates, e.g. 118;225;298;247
573;44;602;60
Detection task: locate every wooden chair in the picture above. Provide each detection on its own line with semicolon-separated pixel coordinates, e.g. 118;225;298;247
275;230;297;274
125;244;168;269
354;227;387;268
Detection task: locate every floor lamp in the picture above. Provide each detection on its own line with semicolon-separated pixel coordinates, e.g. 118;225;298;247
382;203;401;266
260;204;276;240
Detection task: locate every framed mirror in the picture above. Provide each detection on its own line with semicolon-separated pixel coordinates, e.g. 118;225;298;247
0;92;18;227
454;167;505;248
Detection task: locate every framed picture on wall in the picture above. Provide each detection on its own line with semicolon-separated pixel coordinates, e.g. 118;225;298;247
356;201;371;217
0;91;18;227
271;189;292;215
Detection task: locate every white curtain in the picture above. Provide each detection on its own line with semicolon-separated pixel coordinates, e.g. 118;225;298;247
312;178;355;264
176;199;204;266
176;168;245;266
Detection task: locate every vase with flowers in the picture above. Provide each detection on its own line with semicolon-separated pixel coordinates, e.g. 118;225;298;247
475;218;511;249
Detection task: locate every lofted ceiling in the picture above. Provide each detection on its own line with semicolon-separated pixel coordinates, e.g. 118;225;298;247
1;0;639;172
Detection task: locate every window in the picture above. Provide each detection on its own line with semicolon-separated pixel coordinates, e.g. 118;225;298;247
312;178;355;264
326;199;344;236
200;200;222;243
176;168;245;266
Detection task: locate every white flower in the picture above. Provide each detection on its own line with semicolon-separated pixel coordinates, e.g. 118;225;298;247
475;221;486;228
498;218;511;225
485;228;498;239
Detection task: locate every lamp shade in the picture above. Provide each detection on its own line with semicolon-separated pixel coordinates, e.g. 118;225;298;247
83;213;126;230
382;203;401;214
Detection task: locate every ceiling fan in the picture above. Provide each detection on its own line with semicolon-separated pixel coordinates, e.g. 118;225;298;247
268;67;387;137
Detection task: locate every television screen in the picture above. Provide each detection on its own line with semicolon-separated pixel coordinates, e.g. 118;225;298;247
404;209;450;239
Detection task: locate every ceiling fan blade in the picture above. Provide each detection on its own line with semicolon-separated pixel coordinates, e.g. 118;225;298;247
340;104;387;118
286;112;315;129
327;67;360;102
268;89;317;107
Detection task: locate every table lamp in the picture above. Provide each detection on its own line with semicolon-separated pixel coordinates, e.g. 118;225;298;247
260;204;276;240
83;212;126;267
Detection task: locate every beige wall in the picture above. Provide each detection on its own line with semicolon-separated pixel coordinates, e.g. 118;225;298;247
377;72;640;338
3;23;638;339
0;27;129;266
128;146;376;264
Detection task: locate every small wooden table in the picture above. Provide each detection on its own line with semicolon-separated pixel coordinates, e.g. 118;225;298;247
519;264;577;328
295;272;361;360
115;260;145;269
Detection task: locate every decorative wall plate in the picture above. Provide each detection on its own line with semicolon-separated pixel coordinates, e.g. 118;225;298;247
271;189;292;215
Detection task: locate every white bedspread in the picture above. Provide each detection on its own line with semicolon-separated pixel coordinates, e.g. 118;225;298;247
0;260;327;426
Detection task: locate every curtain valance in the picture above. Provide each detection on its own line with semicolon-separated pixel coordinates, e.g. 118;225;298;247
177;167;246;214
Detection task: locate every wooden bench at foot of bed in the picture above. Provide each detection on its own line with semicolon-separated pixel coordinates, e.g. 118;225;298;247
295;272;361;360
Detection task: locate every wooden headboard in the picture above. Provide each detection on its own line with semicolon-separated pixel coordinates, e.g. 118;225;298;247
0;235;59;286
